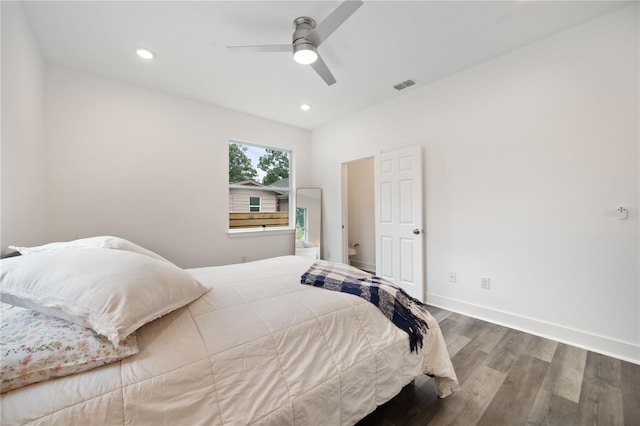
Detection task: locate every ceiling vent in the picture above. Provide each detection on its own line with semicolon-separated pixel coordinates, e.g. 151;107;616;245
393;79;416;90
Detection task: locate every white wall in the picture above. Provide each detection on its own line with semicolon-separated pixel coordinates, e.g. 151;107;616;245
44;66;311;268
347;158;375;272
1;1;312;268
311;5;639;363
0;1;47;252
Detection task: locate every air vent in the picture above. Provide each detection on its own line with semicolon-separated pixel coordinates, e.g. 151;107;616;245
393;79;416;90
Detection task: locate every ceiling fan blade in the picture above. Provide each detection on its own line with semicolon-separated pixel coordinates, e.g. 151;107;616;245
306;0;363;46
310;54;337;86
227;44;291;53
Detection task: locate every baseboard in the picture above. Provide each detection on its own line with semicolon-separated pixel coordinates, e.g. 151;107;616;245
349;259;375;273
427;293;640;365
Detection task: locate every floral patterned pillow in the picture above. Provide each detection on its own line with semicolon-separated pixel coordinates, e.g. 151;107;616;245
1;304;138;393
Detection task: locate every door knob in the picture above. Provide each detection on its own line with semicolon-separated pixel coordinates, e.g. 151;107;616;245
413;229;421;235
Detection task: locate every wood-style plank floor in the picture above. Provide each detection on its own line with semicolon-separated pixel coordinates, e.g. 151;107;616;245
357;306;640;426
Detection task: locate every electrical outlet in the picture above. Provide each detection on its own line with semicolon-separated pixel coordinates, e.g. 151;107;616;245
448;272;456;283
480;277;490;289
617;206;628;220
241;256;247;263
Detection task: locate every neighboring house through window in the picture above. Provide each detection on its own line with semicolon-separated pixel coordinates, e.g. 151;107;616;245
228;141;291;230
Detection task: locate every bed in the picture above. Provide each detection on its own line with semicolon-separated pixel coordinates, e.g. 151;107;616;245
1;237;458;425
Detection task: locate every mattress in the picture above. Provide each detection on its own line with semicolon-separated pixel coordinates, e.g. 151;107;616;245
1;255;457;425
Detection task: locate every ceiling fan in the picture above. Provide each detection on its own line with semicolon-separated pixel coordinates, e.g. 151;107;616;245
227;0;363;86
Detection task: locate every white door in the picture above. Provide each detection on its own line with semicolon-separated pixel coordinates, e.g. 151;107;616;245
374;145;424;301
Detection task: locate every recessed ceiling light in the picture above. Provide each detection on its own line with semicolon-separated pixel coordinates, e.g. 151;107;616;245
300;104;311;111
136;48;154;60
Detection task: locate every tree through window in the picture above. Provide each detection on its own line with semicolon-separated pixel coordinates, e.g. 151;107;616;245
228;141;291;229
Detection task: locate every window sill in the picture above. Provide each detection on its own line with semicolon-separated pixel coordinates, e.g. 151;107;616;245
227;227;295;238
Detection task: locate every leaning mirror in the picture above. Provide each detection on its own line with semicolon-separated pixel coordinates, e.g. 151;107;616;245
295;188;322;259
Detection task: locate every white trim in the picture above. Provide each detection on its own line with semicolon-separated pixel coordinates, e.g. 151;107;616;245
427;293;640;365
341;163;349;265
227;227;294;238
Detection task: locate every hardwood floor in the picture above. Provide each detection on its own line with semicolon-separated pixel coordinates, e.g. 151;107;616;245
357;306;640;426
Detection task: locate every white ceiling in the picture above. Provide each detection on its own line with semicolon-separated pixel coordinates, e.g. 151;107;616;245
21;0;631;130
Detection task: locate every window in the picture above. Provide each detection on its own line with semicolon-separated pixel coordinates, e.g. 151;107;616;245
228;141;291;230
249;197;261;212
296;207;307;241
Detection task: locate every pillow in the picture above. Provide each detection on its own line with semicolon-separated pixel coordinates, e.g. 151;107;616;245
1;304;138;393
8;236;170;264
0;248;209;345
0;251;21;259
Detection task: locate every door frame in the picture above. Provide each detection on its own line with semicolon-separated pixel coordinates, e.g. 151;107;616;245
342;147;425;301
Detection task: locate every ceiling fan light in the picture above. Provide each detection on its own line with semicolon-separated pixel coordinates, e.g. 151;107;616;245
293;43;318;65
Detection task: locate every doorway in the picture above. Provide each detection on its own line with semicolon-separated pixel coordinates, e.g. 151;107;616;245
342;157;375;273
342;146;424;301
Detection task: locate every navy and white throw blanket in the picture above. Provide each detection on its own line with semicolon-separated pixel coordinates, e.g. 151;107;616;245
301;260;429;353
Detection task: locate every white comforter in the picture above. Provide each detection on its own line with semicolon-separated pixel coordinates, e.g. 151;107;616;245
1;256;457;425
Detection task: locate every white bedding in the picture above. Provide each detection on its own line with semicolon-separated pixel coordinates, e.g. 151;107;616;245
1;255;457;425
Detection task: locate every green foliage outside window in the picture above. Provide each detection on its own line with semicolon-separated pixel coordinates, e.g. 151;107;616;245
296;207;306;240
228;141;292;229
229;143;290;186
258;149;289;186
228;142;258;183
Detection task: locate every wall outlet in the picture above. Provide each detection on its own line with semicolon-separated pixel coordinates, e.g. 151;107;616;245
480;277;490;289
241;256;247;263
617;206;628;220
448;272;457;283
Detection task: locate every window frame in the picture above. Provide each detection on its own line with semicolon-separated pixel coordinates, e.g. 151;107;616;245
249;196;261;212
228;139;295;236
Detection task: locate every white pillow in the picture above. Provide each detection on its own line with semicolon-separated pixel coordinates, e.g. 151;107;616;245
0;248;209;346
9;236;170;264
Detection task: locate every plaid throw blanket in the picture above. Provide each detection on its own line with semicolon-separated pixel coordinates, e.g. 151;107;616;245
301;261;429;353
